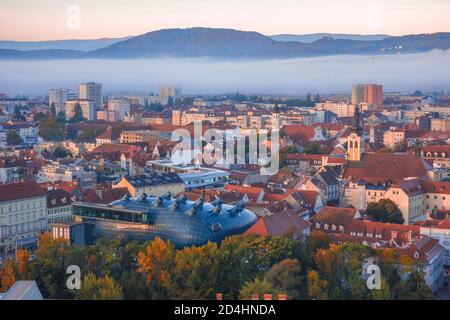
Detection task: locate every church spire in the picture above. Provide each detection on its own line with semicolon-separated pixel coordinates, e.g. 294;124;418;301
352;106;362;135
273;100;280;114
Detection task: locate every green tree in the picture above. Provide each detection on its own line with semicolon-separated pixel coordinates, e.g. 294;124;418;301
308;231;331;253
53;146;71;158
307;270;328;300
172;242;220;299
38;115;66;142
398;269;434;300
28;233;71;299
69;103;86;123
217;235;298;299
366;199;405;224
76;128;105;143
33;112;47;123
239;278;278;300
265;259;305;299
303;143;322;155
6;131;23;145
76;273;123;300
50;103;56;116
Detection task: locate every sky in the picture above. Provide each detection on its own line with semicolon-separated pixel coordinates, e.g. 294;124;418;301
0;0;449;41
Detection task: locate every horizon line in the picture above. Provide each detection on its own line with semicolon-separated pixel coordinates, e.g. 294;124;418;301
1;27;449;43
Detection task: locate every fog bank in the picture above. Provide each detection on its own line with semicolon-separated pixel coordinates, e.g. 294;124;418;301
1;50;449;96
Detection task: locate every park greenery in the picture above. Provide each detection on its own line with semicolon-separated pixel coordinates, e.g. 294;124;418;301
0;232;433;300
6;131;23;145
366;199;405;224
37;115;66;142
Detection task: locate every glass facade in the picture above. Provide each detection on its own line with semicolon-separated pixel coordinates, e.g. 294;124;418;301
73;197;257;247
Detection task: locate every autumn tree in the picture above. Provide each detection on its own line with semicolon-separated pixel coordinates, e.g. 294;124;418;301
28;233;71;299
0;259;16;292
173;242;219;299
217;235;298;299
265;259;305;299
239;278;278;300
76;273;123;300
307;270;329;300
308;230;331;253
137;237;175;299
15;248;31;279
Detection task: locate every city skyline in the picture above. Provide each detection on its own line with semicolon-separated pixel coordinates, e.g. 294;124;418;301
0;0;449;41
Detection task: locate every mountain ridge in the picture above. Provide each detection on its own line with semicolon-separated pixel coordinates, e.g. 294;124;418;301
0;28;449;60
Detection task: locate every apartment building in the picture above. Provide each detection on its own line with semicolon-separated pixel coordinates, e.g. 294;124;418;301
38;162;96;186
46;188;73;227
65;99;95;121
112;173;185;197
78;82;103;110
315;102;356;118
431;118;450;132
383;128;405;149
0;182;48;253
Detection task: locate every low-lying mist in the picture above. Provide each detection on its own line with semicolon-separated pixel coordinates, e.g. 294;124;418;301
1;50;449;96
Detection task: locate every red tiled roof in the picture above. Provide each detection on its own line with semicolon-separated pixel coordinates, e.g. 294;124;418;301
0;182;47;202
243;211;310;236
224;185;263;202
415;216;450;230
82;187;129;204
310;206;359;226
422;181;450;195
421;145;450;156
343;153;427;180
47;189;73;208
282;124;315;142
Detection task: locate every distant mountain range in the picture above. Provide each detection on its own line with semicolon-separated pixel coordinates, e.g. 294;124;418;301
270;33;391;42
0;37;131;52
0;28;449;60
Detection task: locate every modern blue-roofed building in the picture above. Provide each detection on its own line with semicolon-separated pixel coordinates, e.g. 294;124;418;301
72;193;257;247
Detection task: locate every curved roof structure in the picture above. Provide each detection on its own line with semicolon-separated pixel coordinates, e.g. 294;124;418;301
73;193;257;247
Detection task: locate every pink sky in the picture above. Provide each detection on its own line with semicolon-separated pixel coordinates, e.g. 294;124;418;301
1;0;449;41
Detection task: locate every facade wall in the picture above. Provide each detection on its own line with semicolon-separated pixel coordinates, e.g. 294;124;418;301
0;196;47;252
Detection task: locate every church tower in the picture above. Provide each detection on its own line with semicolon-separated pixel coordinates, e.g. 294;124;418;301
369;126;375;144
347;106;364;161
271;101;281;130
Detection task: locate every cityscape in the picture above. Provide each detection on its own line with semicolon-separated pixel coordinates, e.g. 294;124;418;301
0;0;450;308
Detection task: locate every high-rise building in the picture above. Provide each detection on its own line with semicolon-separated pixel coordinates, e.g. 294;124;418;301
78;82;103;110
65;99;95;121
352;84;383;110
108;97;131;121
48;88;68;114
159;86;180;106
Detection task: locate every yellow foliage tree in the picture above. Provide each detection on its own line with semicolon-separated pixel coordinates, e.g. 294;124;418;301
0;259;16;292
137;237;175;297
15;248;31;278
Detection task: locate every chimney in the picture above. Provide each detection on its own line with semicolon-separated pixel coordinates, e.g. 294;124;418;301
426;209;433;220
406;230;413;244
